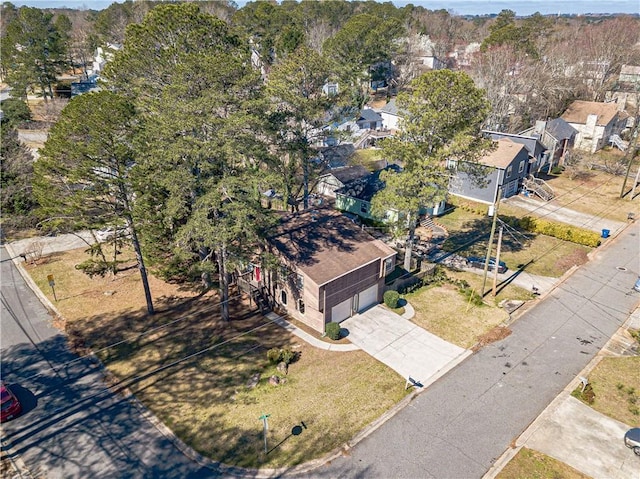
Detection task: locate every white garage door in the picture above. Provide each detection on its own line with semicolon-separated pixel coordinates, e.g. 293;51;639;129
332;298;352;323
358;284;378;312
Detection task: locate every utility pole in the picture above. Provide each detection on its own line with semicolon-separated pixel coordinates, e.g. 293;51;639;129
492;224;504;297
481;187;502;297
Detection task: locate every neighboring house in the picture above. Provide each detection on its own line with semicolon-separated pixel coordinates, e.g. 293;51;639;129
315;165;370;198
448;138;530;204
448;42;481;69
485;130;546;173
380;98;404;131
335;165;446;222
264;208;397;332
519;118;578;169
560;100;627;153
619;65;640;85
71;74;99;97
356;108;383;131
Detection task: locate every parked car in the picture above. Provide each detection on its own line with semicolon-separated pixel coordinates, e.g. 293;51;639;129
466;256;507;274
624;427;640;456
0;382;22;422
95;225;131;242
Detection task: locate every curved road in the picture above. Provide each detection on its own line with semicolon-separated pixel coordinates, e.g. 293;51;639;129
0;246;212;478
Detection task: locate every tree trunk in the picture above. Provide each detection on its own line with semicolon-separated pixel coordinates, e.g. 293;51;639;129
130;228;155;315
303;155;309;210
217;244;230;322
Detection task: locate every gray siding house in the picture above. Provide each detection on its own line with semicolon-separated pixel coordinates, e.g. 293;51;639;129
448;139;530;204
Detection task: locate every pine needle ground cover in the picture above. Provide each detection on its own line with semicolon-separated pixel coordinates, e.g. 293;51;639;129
25;248;407;469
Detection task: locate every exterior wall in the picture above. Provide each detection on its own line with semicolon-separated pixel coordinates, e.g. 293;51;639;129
449;148;529;204
335;194;401;223
570;115;626;154
275;258;393;333
316;175;344;198
380;112;400;130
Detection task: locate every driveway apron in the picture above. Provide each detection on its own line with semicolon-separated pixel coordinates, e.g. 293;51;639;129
341;305;469;386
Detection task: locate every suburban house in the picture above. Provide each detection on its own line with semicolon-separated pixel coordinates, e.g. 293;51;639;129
335;165;446;222
485;130;546;173
619;65;640;85
315;165;370;198
264;208;397;332
356;108;384;131
380;98;404;131
560;100;628;153
448;138;530;204
519;118;577;169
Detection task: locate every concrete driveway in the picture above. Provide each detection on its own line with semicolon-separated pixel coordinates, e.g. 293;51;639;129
341;305;470;387
519;396;639;479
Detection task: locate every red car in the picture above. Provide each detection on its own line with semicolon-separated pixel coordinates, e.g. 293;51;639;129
1;383;22;422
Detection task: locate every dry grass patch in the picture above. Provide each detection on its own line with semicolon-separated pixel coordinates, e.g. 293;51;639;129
582;357;640;427
24;247;408;468
496;447;589;479
406;281;510;349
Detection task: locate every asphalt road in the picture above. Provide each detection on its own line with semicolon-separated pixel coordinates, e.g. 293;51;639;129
309;220;640;478
0;246;215;479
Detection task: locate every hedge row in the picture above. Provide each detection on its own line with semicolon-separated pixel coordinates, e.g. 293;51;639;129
506;215;602;247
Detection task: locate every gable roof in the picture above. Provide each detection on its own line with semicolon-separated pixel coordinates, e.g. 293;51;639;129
268;208;395;286
479;139;527;169
381;98;400;116
485;130;543;158
561;100;620;126
358;108;383;123
327;165;370;184
545;118;578;141
335;164;401;202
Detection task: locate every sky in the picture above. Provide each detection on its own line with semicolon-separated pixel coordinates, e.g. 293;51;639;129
7;0;640;16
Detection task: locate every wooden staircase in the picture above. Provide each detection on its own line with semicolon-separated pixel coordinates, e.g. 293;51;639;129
522;175;555;201
420;216;448;237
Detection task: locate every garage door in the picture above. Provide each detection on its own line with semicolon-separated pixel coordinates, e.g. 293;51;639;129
358;284;378;312
331;298;352;323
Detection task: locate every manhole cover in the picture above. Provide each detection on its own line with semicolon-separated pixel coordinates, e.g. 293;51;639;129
617;266;628;271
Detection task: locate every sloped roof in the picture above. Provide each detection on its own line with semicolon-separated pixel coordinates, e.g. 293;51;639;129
358;108;383;123
479;139;527;169
335;164;401;202
380;98;407;117
561;100;620;126
268;208;395;286
328;165;370;184
545;118;578;141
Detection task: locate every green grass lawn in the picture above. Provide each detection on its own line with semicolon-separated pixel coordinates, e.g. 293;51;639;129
496;447;589;479
573;356;640;427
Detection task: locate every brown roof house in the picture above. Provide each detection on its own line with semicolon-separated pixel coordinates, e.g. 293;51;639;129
447;138;530;204
561;100;628;153
264;208;396;333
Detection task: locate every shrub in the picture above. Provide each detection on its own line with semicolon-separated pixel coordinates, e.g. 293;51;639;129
508;215;601;247
267;348;281;364
280;348;294;365
325;322;341;340
383;290;400;309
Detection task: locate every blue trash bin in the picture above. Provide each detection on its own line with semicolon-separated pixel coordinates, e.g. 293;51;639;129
601;229;610;238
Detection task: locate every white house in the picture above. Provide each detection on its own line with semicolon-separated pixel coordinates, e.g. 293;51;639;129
560;100;628;153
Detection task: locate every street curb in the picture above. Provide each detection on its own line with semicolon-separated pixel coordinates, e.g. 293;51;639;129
482;306;640;479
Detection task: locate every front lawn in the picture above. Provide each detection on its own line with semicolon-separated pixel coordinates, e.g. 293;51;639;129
24;247;408;469
496;447;589;479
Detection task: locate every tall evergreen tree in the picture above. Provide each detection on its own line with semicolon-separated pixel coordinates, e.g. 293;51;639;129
103;3;270;321
34;91;155;315
372;70;492;270
0;6;69;100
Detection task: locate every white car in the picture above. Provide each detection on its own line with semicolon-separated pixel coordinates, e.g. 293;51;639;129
95;226;130;242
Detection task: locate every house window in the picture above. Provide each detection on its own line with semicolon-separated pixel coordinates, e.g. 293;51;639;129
298;299;305;314
360;203;369;214
518;160;525;173
446;159;457;169
280;290;287;305
506;165;513;177
384;257;394;277
296;274;304;291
